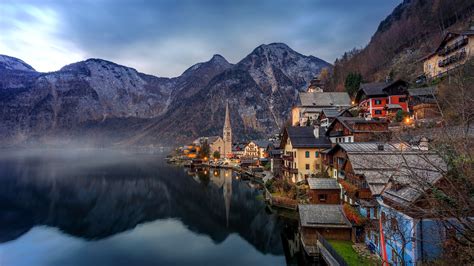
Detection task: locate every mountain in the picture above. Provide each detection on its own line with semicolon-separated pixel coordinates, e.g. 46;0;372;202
330;0;474;90
0;44;330;146
123;43;331;145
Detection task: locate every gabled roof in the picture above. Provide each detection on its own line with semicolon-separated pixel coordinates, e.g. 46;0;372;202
321;108;342;118
284;127;332;148
355;79;408;103
250;139;271;148
326;117;389;136
326;142;446;198
298;92;351;107
299;204;352;228
421;30;474;60
207;136;222;144
307;178;340;190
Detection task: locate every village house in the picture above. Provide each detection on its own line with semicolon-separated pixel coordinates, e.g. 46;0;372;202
307;178;341;204
322;142;451;264
355;79;409;120
325;116;390;145
408;87;440;121
193;136;225;157
421;25;474;79
319;108;353;128
231;143;246;158
281;126;332;183
299;204;354;255
242;140;270;159
291;91;351;126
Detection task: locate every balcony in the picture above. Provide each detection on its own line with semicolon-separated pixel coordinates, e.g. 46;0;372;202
282;155;294;161
282;166;298;174
438;51;467;67
437;37;468;56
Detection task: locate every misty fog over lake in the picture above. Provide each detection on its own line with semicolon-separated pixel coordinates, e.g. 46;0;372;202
0;149;289;266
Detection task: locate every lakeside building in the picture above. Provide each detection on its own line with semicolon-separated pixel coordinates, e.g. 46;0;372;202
307;178;341;204
421;25;474;79
223;102;232;158
355;79;409;119
281;126;332;183
193;136;225;157
242;140;270;159
299;204;354;245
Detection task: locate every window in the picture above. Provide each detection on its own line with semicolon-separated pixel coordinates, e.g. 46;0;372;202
375;110;382;115
318;194;327;202
305;151;310;158
399;97;406;102
315;151;319;158
375;99;382;105
305;164;310;170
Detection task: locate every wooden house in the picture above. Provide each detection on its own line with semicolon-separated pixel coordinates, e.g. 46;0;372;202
307;178;341;204
355;80;409;119
299;204;353;249
325;117;390;144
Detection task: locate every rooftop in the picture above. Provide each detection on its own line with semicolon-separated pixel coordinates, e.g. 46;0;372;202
286;127;332;148
298;92;351;107
327;117;389;134
299;204;352;228
307;178;341;190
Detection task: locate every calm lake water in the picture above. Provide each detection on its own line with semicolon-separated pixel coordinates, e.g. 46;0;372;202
0;149;307;266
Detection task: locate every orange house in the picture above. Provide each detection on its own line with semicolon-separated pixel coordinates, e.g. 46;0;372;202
355;80;409;119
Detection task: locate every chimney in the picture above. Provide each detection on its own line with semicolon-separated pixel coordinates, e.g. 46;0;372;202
377;144;384;151
419;137;429;151
313;124;320;139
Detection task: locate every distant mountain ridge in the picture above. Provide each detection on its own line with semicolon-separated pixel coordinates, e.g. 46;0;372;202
0;44;330;147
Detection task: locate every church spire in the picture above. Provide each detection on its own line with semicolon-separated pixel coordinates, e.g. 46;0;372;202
223;101;232;158
224;101;231;129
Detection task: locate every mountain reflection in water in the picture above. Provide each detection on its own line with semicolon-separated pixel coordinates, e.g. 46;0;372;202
0;149;286;266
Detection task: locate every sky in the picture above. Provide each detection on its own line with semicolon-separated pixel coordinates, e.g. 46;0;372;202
0;0;401;77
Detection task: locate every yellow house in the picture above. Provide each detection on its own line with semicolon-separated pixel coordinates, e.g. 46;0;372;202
280;126;332;183
422;27;474;79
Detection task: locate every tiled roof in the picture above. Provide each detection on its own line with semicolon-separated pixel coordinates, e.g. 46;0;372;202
359;82;388;97
287;127;332;148
299;204;352;228
347;151;446;200
307;178;340;190
327;117;389;134
298;92;351;107
408;87;437;96
321;108;342;118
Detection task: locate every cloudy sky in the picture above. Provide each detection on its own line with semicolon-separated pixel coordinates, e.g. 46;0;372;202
0;0;400;77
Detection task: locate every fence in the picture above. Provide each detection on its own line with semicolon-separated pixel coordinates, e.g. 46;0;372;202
317;232;349;266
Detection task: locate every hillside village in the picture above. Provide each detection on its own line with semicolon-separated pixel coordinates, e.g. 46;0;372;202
170;25;474;265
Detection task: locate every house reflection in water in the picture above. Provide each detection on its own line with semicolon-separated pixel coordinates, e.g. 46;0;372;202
188;168;233;227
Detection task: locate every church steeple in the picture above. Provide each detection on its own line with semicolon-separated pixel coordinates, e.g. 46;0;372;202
223;101;232;158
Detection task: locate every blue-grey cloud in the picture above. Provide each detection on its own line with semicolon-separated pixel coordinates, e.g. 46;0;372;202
0;0;401;77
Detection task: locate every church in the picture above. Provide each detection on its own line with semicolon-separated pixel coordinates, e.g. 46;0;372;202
222;102;232;158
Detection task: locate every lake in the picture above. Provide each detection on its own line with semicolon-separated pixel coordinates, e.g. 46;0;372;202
0;149;308;266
